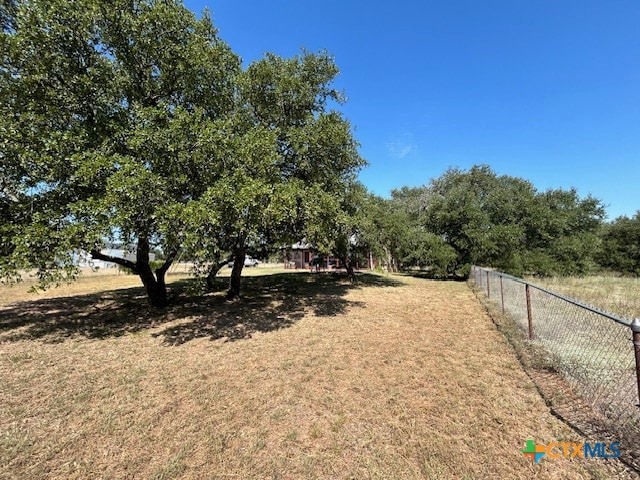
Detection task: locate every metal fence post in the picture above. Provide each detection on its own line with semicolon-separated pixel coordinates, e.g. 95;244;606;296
499;274;505;314
486;270;490;298
632;318;640;407
525;283;534;340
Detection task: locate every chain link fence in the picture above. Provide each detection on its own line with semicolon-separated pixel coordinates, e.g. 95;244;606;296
470;266;640;458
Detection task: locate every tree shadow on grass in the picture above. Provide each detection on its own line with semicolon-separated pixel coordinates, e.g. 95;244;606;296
0;272;403;345
397;270;468;282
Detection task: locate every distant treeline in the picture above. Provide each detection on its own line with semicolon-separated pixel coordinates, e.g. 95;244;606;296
352;165;640;278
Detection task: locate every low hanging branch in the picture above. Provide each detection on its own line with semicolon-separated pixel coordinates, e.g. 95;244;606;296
90;246;180;274
206;256;234;291
89;249;139;273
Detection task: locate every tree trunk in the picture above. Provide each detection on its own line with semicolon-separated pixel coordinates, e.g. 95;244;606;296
206;256;232;291
138;262;168;308
339;255;355;282
345;261;355;282
227;247;245;300
137;237;169;308
90;238;176;308
383;247;394;272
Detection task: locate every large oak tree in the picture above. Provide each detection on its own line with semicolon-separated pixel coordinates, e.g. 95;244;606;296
1;0;364;305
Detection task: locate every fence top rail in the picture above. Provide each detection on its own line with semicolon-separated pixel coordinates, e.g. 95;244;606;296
472;266;633;327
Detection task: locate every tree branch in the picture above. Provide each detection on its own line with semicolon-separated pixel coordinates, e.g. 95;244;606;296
155;248;179;276
90;249;138;273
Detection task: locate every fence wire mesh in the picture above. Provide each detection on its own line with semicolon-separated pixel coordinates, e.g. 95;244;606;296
471;266;640;454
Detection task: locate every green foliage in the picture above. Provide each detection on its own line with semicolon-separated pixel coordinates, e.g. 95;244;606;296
304;181;368;273
149;260;166;271
184;50;365;294
598;212;640;276
421;166;533;273
399;229;458;277
365;165;606;278
523;188;604;275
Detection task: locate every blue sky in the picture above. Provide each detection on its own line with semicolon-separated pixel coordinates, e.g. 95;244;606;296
184;0;640;219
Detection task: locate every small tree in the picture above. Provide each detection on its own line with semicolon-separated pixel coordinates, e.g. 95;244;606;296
306;182;371;280
360;195;411;272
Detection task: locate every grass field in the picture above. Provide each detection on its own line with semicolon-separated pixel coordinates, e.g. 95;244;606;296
528;274;640;321
1;270;634;479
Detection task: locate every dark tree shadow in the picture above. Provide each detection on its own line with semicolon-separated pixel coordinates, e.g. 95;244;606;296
0;272;403;345
397;270;468;282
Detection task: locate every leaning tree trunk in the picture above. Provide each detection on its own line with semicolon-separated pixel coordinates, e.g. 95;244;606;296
227;246;245;300
206;256;232;291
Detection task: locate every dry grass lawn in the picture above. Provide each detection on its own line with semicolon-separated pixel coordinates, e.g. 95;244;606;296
0;270;634;479
528;274;640;321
